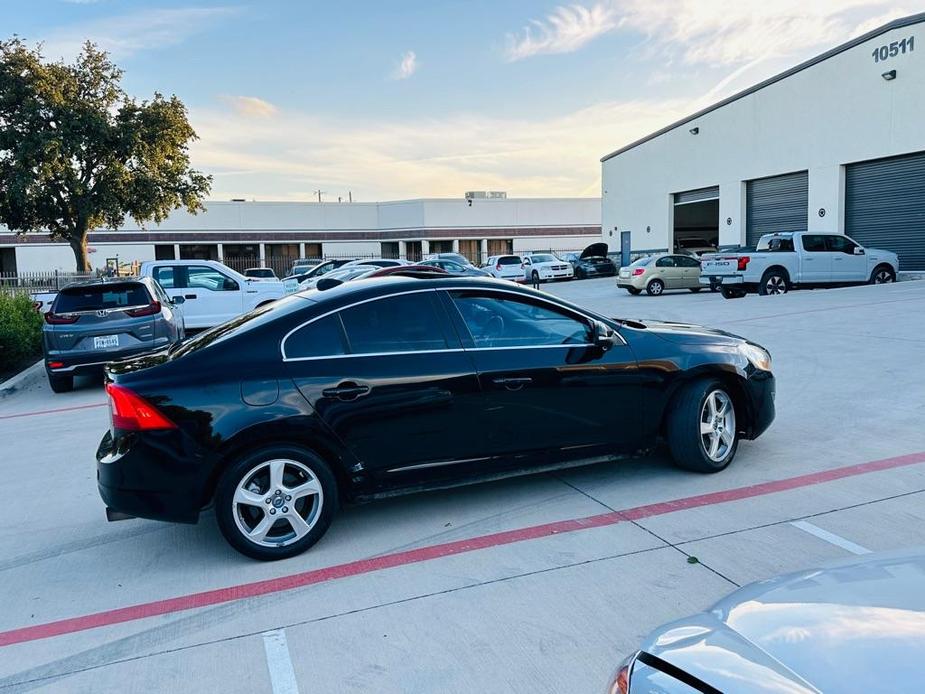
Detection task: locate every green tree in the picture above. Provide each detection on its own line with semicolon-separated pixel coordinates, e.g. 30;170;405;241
0;39;211;271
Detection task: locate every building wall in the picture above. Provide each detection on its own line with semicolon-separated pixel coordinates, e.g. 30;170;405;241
601;17;925;252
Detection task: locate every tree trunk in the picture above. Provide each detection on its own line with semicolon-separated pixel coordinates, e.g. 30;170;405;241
68;229;91;272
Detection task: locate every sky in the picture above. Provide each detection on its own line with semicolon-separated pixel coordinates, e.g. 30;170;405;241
2;0;921;202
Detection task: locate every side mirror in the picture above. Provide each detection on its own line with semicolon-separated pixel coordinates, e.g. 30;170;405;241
316;277;344;291
592;321;618;350
171;296;186;305
853;247;865;255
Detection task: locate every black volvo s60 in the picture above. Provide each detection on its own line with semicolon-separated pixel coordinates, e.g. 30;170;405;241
97;275;775;560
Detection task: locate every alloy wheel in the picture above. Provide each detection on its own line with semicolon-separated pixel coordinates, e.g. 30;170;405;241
232;459;324;548
874;269;894;284
700;390;736;462
765;275;787;294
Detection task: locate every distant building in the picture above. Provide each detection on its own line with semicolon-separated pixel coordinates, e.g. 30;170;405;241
601;13;925;270
0;196;601;274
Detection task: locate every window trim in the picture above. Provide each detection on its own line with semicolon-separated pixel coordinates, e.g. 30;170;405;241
280;286;624;362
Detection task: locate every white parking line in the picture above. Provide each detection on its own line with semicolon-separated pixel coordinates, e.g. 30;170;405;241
262;629;301;694
790;520;871;555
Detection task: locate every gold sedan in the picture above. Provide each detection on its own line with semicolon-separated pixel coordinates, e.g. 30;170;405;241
616;254;704;296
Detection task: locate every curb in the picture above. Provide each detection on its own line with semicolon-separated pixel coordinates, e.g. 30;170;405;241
0;359;44;400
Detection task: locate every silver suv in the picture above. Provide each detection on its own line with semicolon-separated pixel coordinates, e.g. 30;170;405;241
43;278;185;393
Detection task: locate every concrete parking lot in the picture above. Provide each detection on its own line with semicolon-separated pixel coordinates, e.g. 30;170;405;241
1;279;924;693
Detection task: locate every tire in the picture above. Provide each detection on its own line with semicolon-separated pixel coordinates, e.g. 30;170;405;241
667;380;739;473
47;372;73;393
215;445;338;560
869;265;896;285
721;286;746;299
758;269;788;295
646;279;664;296
576;268;585;280
531;270;540;285
689;288;702;293
626;287;641;295
709;283;720;293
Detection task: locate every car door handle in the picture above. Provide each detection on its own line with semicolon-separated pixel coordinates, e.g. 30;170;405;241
322;382;371;401
492;377;532;390
184;294;197;299
833;257;843;261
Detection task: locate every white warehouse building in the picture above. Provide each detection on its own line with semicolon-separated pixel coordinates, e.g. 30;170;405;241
601;12;925;271
0;196;600;275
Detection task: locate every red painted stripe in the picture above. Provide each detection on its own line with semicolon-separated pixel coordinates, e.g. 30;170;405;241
0;402;106;420
1;450;923;648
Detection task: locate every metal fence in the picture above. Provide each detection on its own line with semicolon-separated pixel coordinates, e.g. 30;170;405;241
0;270;97;295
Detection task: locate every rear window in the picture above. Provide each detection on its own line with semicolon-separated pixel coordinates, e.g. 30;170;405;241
630;256;654;267
757;236;795;252
498;256;521;266
54;283;150;313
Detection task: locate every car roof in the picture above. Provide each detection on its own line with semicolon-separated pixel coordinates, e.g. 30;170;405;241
294;275;537;306
60;277;146;290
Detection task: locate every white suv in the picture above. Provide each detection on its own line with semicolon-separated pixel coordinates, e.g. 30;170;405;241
484;255;524;281
522;253;574;283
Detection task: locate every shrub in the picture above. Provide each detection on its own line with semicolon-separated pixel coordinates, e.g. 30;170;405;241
0;292;43;366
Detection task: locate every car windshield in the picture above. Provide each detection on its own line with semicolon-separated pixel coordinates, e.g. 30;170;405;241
531;254;556;263
54;283;150;313
630;256;654;267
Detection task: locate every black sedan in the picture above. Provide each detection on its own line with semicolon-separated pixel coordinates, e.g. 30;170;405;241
562;242;617;279
97;276;775;560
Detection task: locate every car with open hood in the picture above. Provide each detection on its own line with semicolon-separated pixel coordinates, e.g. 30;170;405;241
562;243;617;279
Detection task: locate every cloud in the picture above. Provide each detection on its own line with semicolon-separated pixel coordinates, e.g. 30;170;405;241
227;96;278;118
40;6;238;61
505;3;621;61
391;50;418;80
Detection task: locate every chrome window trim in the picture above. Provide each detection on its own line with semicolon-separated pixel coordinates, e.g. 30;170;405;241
279;284;625;362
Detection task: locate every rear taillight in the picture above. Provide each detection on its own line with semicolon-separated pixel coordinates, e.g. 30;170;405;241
125;301;161;318
632;268;646;276
105;383;177;431
47;361;64;369
737;256;751;271
44;312;79;325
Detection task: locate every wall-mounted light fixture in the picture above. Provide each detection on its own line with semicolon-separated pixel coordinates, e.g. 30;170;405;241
882;69;897;81
689;127;700;135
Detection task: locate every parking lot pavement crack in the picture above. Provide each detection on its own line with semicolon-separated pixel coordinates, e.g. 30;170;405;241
0;544;670;692
552;474;741;588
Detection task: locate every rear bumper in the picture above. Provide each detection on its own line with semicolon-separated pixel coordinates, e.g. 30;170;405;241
96;429;207;524
46;341;170;374
699;275;744;285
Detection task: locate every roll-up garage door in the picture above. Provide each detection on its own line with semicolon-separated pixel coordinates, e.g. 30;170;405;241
745;171;808;248
674;186;719;204
846;151;925;271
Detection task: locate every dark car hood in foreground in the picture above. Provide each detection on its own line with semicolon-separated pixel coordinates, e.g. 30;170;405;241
621;319;745;345
637;549;925;693
580;242;609;259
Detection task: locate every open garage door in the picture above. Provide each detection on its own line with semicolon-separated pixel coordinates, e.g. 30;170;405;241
746;171;808;248
673;186;718;255
846;151;925;271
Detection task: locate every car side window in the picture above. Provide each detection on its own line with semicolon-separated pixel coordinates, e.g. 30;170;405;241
677;255;701;268
339;293;448;355
449;291;591;348
655;256;676;267
825;236;856;254
153;266;177;288
188;266;239;292
801;235;827;252
285;314;348;359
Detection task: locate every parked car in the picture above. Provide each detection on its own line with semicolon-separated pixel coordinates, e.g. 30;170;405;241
366;264;448;277
483;255;524;281
700;231;899;298
521;253;574;283
674;237;718;257
340;258;411;268
43;278;185;393
617;254;703;295
139;260;286;329
298;265;379;290
419;258;491;276
561;243;617;279
424;252;475;266
244;267;278;281
97;275;775;560
608;549;925;694
290;260;319;276
285;259;356;286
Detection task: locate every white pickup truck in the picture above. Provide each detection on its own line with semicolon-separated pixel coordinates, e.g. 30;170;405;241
700;232;899;299
138;260;288;328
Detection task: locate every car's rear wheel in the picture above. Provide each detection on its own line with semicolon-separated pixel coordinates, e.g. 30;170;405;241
47;372;73;393
646;279;664;296
667;380;739;473
626;287;641;295
869;265;896;285
758;270;788;295
216;445;338;560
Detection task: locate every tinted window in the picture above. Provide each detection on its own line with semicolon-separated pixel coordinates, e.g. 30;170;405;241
655;256;677;267
339;293;447;354
498;256;521;266
284;314;348;359
801;235;828;252
630;256;654;267
677;255;701;268
153;266;176;288
826;235;857;254
55;283;151;313
451;292;590;348
757;236;795;252
188;266;238;291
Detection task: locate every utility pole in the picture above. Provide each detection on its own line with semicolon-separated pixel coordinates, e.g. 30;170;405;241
313;189;325;203
348;191;353;203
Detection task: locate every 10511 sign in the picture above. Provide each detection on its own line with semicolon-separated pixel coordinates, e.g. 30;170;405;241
872;36;914;62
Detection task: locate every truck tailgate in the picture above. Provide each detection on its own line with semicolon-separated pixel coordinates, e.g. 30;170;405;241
700;256;741;276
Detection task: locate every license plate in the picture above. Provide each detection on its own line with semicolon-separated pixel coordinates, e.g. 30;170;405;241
93;335;119;349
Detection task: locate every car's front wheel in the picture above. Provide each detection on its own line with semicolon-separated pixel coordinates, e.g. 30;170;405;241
216;445;338;560
869;265;896;285
667;380;739;473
